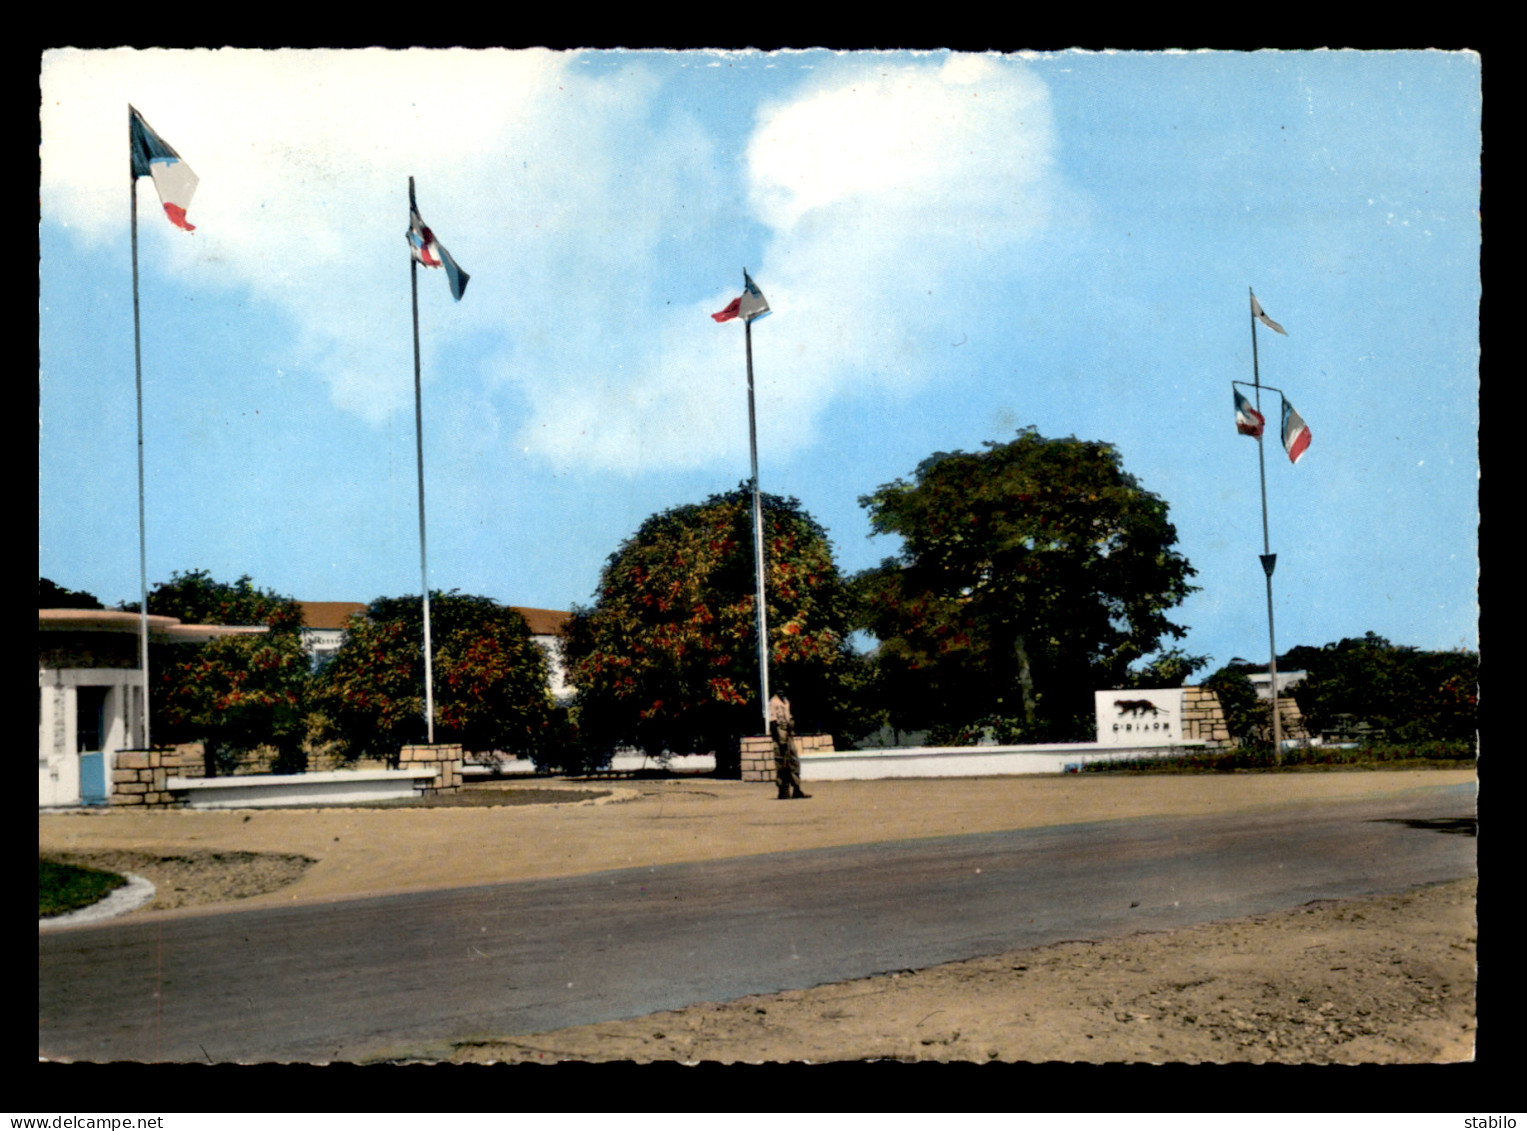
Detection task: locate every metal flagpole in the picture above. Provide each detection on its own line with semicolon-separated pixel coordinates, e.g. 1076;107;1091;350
744;275;771;734
130;163;152;751
411;177;436;746
1249;288;1282;762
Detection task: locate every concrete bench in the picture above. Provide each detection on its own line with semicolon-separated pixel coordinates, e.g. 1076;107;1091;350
165;768;440;809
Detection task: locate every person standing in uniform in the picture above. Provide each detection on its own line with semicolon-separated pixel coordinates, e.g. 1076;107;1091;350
770;692;809;800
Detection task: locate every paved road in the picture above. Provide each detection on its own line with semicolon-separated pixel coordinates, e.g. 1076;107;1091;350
39;781;1475;1063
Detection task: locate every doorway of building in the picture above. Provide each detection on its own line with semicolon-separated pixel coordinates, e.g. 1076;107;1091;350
76;685;109;806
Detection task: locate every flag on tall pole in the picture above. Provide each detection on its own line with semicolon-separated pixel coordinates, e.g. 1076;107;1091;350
408;181;470;301
129;106;198;231
406;178;469;746
1243;287;1296;761
127;106;199;754
715;269;774;734
1281;397;1312;464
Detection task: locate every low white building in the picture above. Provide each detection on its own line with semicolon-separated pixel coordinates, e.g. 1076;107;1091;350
1248;670;1307;700
38;609;266;808
296;601;368;671
514;606;575;705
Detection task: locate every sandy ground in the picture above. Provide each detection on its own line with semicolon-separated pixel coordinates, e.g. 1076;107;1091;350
449;877;1476;1065
39;769;1476;1064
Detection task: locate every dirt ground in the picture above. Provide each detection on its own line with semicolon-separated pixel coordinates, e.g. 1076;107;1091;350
39;769;1476;1064
445;878;1475;1066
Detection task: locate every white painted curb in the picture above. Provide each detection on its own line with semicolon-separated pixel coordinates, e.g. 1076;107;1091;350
40;873;155;930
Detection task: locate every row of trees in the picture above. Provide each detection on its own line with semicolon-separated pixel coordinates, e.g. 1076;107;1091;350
98;571;556;776
1203;633;1478;746
563;428;1204;767
43;427;1476;774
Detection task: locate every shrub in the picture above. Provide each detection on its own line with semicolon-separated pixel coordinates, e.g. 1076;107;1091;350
1291;634;1478;742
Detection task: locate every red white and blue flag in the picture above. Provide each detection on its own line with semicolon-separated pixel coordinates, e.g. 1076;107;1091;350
1281;397;1312;463
1234;387;1266;438
712;271;771;323
129;106;197;231
408;181;470;302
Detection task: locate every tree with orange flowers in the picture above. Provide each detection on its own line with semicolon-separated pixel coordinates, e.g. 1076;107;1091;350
563;486;858;775
142;570;311;776
313;592;559;764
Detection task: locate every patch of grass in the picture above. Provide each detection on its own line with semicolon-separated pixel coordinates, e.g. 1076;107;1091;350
1082;739;1475;775
39;858;128;918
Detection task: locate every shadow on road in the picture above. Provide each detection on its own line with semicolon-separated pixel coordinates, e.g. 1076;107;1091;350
1369;816;1476;836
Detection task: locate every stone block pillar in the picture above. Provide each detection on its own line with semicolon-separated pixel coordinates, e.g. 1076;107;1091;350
111;748;183;808
740;734;835;783
1180;686;1233;749
740;735;773;782
397;744;464;795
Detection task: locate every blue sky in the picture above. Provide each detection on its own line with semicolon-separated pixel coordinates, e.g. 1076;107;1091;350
39;48;1480;673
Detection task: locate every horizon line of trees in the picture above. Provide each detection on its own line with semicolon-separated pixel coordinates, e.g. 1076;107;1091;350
39;428;1477;774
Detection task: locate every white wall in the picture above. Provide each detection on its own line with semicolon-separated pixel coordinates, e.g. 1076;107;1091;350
534;635;576;704
38;669;140;808
800;742;1194;781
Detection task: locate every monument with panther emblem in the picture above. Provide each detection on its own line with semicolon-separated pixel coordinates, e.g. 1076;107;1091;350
1094;688;1184;747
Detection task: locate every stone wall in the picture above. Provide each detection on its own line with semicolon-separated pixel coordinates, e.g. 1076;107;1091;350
1180;685;1233;749
396;744;464;795
1177;685;1308;749
740;734;835;783
111;748;184;808
1264;697;1310;745
1289;698;1309;739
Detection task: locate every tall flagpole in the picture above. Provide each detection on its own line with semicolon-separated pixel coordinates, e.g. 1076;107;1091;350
410;176;435;746
744;279;771;734
130;168;152;751
1249;288;1282;761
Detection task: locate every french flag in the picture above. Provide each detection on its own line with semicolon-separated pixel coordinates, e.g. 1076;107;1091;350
129;106;198;231
1281;397;1312;464
1234;387;1266;438
712;271;771;323
408;180;470;302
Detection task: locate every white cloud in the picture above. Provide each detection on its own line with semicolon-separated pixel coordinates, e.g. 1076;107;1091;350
738;55;1061;454
40;49;1064;473
513;53;1065;473
747;53;1054;233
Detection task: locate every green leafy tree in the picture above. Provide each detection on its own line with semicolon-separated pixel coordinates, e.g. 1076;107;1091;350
139;571;310;775
1125;647;1211;689
39;577;104;609
855;428;1198;740
563;486;857;775
156;631;313;775
129;568;304;631
313;592;557;763
1290;632;1478;743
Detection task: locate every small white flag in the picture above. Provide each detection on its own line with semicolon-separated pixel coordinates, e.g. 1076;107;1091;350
1251;292;1287;335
